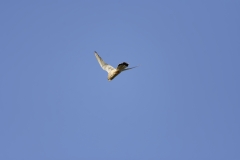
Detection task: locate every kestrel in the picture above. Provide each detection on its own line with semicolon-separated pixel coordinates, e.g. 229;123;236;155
94;51;137;81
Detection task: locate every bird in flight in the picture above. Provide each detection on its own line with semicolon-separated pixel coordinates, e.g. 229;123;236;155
94;51;138;81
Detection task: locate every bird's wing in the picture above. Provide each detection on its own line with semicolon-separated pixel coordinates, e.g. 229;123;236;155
122;66;138;71
94;51;115;73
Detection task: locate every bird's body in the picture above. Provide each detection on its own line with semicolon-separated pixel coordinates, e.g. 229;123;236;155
108;69;121;81
94;51;137;81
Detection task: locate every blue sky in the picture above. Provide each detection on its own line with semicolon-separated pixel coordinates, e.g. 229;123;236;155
0;0;239;159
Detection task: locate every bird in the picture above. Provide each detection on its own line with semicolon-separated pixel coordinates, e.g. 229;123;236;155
94;51;138;81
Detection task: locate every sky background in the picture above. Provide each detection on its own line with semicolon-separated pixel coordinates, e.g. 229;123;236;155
0;0;240;159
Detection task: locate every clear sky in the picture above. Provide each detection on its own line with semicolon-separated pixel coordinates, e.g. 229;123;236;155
0;1;239;159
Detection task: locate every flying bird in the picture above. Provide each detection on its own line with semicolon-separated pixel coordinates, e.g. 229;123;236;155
94;51;137;81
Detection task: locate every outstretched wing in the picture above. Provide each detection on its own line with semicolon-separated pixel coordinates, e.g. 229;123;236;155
94;51;115;73
122;66;138;71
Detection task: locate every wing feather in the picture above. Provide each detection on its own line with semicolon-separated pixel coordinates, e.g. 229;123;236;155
122;66;138;71
94;51;115;73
